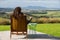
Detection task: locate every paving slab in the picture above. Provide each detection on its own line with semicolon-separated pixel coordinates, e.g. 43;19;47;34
0;29;60;40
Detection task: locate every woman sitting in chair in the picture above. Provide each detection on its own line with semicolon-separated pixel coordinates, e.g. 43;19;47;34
11;7;32;35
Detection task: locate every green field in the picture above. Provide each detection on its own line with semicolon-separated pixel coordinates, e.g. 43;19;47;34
28;23;60;37
0;23;60;38
0;25;10;31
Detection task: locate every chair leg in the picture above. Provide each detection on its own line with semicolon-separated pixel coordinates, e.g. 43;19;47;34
10;32;12;39
16;32;18;35
22;32;24;35
23;32;25;35
10;34;11;39
26;32;28;39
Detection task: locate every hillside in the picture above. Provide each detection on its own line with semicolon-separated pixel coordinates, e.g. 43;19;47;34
0;8;13;12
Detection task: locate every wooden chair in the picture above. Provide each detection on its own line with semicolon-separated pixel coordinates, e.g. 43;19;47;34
10;15;27;38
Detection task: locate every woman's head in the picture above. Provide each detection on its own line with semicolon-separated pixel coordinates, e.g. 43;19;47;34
13;7;22;15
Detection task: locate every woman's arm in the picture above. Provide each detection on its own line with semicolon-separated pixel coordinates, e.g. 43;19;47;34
23;13;32;24
27;17;32;24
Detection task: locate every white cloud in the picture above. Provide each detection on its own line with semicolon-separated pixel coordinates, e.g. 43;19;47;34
0;0;60;8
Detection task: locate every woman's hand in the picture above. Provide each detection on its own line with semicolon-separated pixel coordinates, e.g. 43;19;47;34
30;17;32;19
27;17;32;24
30;17;32;21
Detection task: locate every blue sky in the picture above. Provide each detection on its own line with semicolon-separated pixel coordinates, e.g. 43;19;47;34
0;0;60;9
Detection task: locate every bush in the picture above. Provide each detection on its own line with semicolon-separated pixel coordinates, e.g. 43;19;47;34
37;18;49;23
0;20;10;25
36;18;60;23
49;18;60;23
31;18;37;23
4;21;10;25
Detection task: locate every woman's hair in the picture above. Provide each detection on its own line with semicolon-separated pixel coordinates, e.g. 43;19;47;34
13;7;22;15
13;7;24;19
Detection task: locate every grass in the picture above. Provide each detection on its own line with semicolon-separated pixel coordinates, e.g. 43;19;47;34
28;23;60;37
0;25;10;31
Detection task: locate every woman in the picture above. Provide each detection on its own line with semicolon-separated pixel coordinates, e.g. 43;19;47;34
11;7;32;35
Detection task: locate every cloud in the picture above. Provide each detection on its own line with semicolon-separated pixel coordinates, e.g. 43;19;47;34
0;0;60;8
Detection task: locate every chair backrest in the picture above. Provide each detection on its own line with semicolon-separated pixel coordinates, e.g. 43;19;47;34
11;15;27;32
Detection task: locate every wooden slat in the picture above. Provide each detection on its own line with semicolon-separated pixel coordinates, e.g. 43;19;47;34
10;15;27;35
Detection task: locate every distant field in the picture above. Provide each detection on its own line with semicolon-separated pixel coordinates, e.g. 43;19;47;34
31;14;60;17
28;23;60;37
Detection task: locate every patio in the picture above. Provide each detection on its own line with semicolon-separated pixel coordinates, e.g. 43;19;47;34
0;29;60;40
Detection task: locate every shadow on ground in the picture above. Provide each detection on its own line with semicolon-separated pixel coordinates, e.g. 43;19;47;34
23;34;60;39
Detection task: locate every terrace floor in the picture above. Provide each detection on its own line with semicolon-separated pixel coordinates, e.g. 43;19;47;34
0;29;60;40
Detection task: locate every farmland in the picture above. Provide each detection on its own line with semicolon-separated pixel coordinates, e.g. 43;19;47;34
0;10;60;38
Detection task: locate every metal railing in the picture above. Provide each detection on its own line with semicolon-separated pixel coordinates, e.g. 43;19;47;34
28;23;37;34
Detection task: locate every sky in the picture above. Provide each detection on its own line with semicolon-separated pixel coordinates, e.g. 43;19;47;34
0;0;60;9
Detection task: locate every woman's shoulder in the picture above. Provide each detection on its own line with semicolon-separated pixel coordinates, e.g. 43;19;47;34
10;13;15;17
